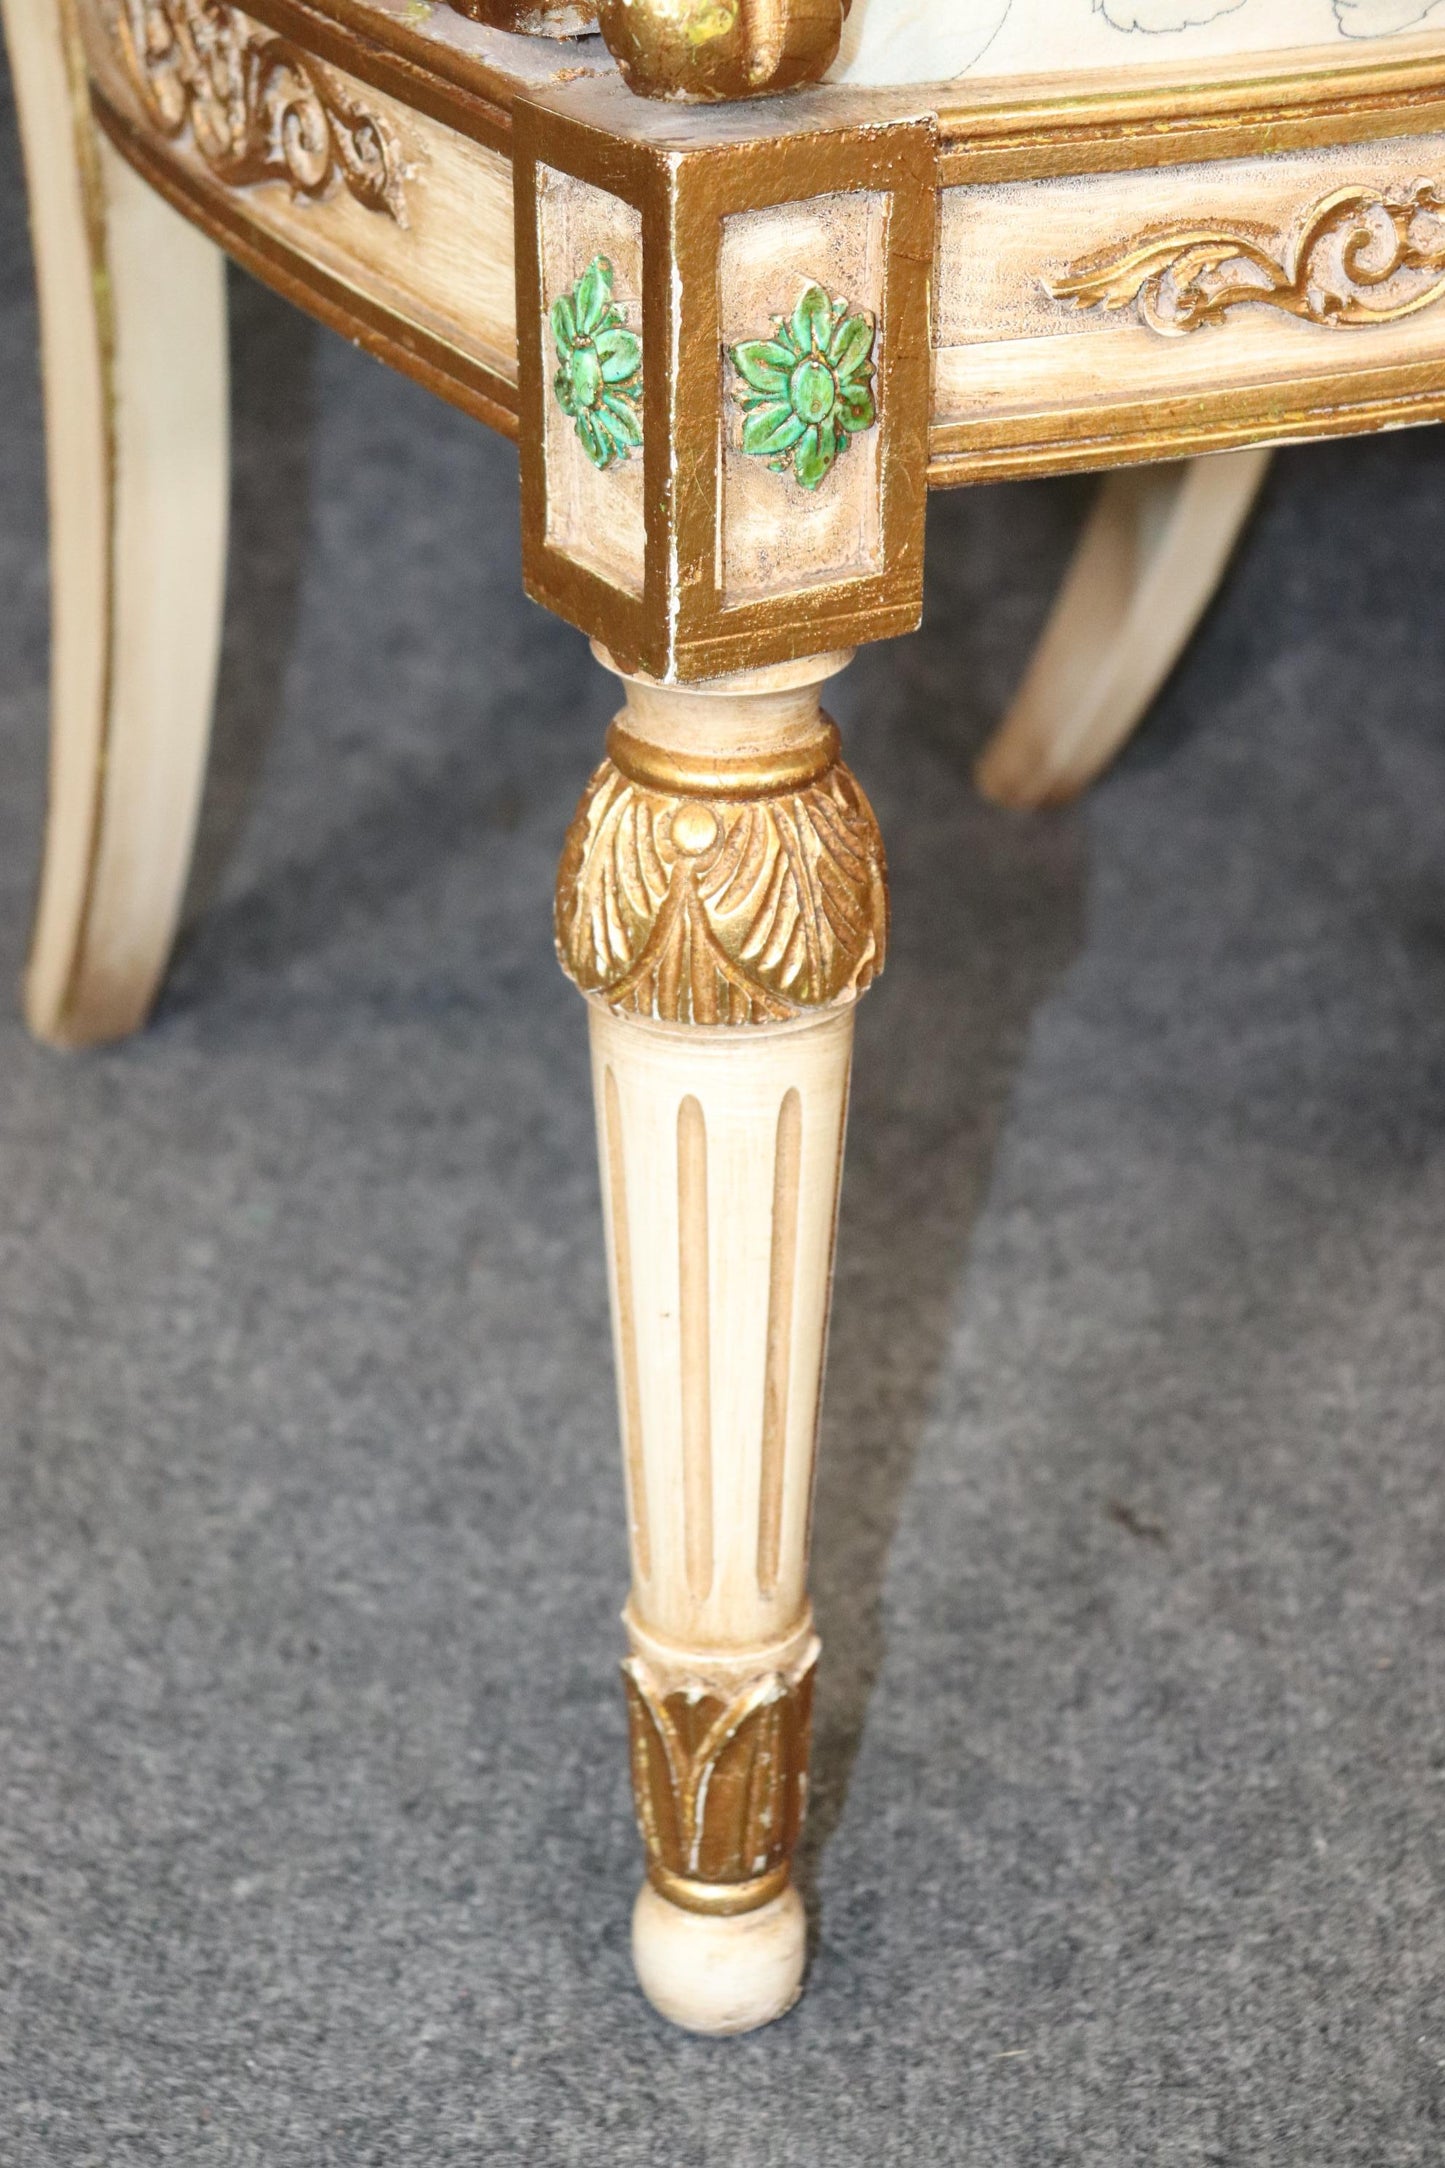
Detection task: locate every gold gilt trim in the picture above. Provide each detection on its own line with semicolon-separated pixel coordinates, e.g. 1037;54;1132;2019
934;35;1445;185
1048;181;1445;336
606;721;841;800
555;737;887;1025
623;1643;817;1915
113;0;407;218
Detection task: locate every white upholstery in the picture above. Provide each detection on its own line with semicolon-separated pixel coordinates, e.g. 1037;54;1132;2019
830;0;1445;87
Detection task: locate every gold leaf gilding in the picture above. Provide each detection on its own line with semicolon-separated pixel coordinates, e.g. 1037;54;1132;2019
623;1647;816;1914
555;746;887;1026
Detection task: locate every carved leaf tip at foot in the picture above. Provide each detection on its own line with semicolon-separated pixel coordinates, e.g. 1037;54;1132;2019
623;1647;816;1911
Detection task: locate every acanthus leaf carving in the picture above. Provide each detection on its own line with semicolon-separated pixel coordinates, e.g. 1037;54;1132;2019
555;751;888;1026
113;0;408;221
1048;181;1445;336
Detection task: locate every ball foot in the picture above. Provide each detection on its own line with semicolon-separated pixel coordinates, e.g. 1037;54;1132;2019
631;1882;807;2035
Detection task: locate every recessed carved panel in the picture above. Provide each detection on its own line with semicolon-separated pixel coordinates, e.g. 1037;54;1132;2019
536;167;647;598
551;255;643;470
720;191;891;608
932;132;1445;484
731;282;878;491
1048;181;1445;336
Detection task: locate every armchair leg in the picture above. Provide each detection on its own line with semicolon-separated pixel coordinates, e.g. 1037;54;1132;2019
5;0;228;1047
975;448;1270;810
555;645;888;2033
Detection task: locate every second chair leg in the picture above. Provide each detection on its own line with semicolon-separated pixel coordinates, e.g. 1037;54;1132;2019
975;448;1271;811
6;0;229;1048
556;643;888;2033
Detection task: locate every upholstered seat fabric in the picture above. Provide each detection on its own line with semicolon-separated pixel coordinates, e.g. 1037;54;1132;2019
830;0;1444;86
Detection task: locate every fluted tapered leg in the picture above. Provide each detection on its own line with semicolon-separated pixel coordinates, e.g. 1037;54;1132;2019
556;645;886;2032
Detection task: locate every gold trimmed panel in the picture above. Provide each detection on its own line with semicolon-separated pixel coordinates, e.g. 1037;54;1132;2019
111;0;409;217
1048;182;1445;336
514;77;935;683
537;172;646;596
930;131;1445;490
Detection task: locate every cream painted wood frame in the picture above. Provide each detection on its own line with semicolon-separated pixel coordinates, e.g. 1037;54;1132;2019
9;0;1445;2038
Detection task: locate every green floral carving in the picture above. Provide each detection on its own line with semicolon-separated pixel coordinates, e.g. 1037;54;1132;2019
552;256;643;472
731;285;878;492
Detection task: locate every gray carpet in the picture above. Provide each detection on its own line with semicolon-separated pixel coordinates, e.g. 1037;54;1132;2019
2;58;1444;2168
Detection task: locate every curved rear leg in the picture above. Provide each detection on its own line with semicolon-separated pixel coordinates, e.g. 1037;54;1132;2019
976;449;1270;812
5;0;229;1047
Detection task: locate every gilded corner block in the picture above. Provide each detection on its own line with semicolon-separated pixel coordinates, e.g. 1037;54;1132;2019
551;256;643;470
514;85;936;680
731;284;878;491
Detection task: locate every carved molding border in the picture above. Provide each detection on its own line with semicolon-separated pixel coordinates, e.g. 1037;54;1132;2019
112;0;408;220
1048;181;1445;336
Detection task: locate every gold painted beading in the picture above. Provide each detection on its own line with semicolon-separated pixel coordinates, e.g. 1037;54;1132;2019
605;721;841;800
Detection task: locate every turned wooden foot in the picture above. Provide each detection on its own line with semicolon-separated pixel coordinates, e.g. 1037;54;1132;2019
5;0;228;1048
556;645;885;2032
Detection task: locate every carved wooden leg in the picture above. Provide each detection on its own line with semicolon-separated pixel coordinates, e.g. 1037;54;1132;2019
556;646;886;2034
975;448;1270;810
5;0;228;1048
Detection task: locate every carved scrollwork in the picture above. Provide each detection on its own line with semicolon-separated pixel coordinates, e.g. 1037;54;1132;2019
113;0;407;220
1048;182;1445;336
623;1645;816;1913
555;737;888;1026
